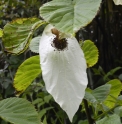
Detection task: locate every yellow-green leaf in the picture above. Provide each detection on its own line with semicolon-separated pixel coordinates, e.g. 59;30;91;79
0;28;3;37
14;55;41;94
104;79;122;108
81;40;99;67
2;18;46;54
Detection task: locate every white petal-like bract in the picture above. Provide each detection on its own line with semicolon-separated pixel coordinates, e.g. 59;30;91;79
113;0;122;5
39;24;88;122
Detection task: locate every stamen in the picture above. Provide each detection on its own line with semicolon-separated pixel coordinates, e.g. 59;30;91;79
51;28;68;51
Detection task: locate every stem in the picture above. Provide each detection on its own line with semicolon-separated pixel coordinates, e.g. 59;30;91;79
87;68;94;90
83;99;95;124
8;67;14;81
76;30;95;124
94;105;118;120
85;68;95;124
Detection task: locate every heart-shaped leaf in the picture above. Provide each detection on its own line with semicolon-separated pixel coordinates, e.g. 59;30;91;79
39;0;101;34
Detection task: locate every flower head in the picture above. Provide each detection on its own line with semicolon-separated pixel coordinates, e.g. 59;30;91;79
39;24;88;122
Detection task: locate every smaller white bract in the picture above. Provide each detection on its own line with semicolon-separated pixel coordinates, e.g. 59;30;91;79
113;0;122;5
39;24;88;122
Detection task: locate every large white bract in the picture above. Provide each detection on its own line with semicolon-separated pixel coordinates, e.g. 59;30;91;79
39;24;88;122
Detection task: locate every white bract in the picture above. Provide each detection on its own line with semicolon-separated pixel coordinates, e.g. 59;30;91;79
113;0;122;5
39;24;88;122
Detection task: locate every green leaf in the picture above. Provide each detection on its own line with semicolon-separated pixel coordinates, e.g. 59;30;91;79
81;40;99;67
44;95;52;103
92;84;111;102
53;0;71;1
104;79;122;108
103;67;122;81
39;0;101;34
84;91;97;104
0;28;3;37
39;107;53;119
29;36;41;53
84;84;111;103
0;97;40;124
43;116;47;124
78;120;88;124
96;114;121;124
1;120;8;124
14;55;41;94
118;74;122;81
32;98;43;105
112;95;122;106
114;106;122;117
2;18;46;54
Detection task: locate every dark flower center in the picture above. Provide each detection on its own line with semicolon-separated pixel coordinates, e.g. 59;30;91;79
51;28;68;51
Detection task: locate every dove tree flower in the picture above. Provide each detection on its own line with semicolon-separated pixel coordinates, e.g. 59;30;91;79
2;0;121;123
39;24;88;122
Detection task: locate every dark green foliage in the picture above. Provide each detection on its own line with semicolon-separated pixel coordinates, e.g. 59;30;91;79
0;1;43;123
